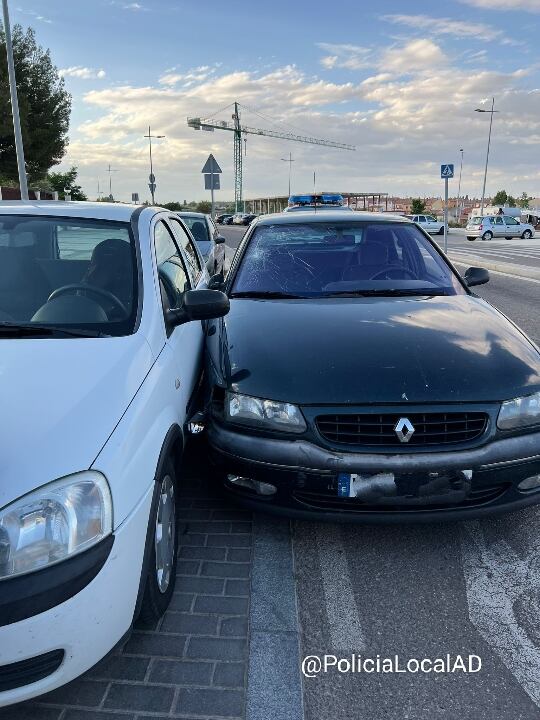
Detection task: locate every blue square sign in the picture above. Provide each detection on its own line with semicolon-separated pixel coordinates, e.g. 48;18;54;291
441;164;454;179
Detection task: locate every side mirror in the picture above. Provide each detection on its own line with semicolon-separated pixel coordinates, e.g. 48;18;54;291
167;289;229;327
464;266;490;288
208;272;225;291
215;235;226;244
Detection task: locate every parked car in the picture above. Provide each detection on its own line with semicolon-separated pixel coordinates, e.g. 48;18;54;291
408;214;444;235
232;213;248;225
216;214;233;225
177;212;226;276
0;201;229;706
466;215;536;241
241;214;258;226
205;211;540;522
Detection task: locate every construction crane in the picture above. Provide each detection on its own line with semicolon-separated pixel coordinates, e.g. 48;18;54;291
187;102;355;211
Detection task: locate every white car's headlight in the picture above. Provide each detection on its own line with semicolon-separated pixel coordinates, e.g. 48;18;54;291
226;392;307;433
0;471;113;581
497;391;540;431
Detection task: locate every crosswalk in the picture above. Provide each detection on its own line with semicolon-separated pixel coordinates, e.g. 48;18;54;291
449;239;540;269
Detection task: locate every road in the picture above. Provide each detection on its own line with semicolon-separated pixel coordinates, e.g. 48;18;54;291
4;222;540;720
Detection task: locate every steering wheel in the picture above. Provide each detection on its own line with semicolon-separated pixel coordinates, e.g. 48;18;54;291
48;283;128;317
370;266;418;280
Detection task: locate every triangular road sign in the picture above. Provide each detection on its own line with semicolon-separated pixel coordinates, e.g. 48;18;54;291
440;164;454;179
201;154;222;174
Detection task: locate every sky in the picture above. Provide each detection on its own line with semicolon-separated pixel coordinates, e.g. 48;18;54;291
10;0;540;203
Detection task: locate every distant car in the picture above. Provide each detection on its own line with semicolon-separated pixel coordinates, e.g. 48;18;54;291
241;214;258;226
232;213;248;225
177;212;226;276
466;215;536;241
216;214;233;225
408;214;444;235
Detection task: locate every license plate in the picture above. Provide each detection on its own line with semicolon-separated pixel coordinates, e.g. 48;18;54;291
338;472;395;498
337;470;473;500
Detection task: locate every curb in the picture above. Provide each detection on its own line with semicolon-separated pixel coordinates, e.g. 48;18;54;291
448;253;540;282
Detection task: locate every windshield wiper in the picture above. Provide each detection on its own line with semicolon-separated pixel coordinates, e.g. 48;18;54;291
230;291;309;299
319;289;449;298
0;322;110;338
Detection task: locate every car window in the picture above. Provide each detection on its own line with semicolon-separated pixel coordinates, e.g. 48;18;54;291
168;217;202;282
495;217;504;225
426;216;436;222
181;216;210;245
504;216;518;225
0;215;137;336
231;222;465;297
154;220;190;311
418;216;426;223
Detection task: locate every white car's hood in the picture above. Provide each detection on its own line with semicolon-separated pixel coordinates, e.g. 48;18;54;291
0;335;155;509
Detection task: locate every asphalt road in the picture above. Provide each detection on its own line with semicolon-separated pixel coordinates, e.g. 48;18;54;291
219;222;540;719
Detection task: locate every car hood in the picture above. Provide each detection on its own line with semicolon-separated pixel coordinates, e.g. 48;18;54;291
215;296;540;406
0;335;154;509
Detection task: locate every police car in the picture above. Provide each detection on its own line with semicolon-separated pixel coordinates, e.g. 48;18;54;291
283;194;354;212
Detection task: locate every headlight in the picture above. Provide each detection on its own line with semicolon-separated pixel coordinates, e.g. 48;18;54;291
497;391;540;431
0;471;112;581
225;392;307;433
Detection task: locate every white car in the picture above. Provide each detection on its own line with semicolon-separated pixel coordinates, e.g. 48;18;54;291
409;214;444;235
0;201;229;706
466;215;536;241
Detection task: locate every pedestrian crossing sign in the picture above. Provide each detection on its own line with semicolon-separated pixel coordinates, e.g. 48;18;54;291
441;164;454;179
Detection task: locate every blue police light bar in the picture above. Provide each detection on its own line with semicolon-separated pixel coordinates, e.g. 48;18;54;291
288;193;344;207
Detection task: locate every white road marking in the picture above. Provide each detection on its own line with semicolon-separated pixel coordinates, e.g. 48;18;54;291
316;524;366;652
461;515;540;706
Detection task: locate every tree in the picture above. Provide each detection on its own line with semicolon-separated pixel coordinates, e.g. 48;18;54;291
46;166;87;200
0;25;71;184
410;198;426;214
518;192;530;209
195;200;212;214
162;201;184;211
492;190;508;206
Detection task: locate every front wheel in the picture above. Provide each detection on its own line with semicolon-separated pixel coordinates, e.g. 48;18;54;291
138;457;178;624
522;230;533;239
482;231;493;241
438;226;444;235
467;236;476;242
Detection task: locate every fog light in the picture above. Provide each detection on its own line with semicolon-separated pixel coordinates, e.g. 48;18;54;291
226;475;277;496
518;475;540;492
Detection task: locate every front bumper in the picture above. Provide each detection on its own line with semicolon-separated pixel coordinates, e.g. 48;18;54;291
208;423;540;523
0;482;153;707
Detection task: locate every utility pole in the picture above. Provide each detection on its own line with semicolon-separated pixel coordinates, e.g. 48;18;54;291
457;148;464;223
475;98;498;217
281;152;295;196
107;164;118;201
2;0;28;199
144;125;165;205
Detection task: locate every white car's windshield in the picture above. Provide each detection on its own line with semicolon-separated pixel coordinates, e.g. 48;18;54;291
0;215;138;337
231;222;465;297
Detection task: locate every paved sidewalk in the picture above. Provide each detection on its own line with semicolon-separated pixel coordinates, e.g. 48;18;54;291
0;445;253;720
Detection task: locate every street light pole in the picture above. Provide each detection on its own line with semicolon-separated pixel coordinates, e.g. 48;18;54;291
457;148;464;223
106;164;118;201
281;152;295;196
144;126;165;205
475;98;498;216
2;0;28;199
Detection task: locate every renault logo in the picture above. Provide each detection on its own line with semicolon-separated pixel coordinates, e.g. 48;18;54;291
395;417;415;443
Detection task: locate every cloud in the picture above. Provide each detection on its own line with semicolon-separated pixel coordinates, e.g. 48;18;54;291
15;7;52;23
159;65;215;87
382;14;512;43
317;43;372;70
60;66;107;80
458;0;540;11
381;39;447;73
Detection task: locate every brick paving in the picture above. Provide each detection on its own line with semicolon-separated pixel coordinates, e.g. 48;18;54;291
0;444;253;720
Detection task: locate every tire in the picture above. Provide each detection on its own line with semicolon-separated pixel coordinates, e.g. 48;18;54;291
482;231;493;241
438;226;444;235
138;457;178;624
522;230;533;239
467;237;476;242
505;237;512;240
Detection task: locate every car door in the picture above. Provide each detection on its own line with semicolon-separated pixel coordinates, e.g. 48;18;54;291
503;216;520;237
492;216;504;237
153;218;204;421
425;215;437;233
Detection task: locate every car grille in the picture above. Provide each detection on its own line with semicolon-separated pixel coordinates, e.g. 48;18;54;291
0;650;64;692
316;412;488;447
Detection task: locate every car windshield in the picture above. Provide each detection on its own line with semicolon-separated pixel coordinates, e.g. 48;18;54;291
180;216;210;245
231;221;465;297
469;217;483;225
0;215;138;337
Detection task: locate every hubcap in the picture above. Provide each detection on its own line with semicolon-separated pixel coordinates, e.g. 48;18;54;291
154;475;176;593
